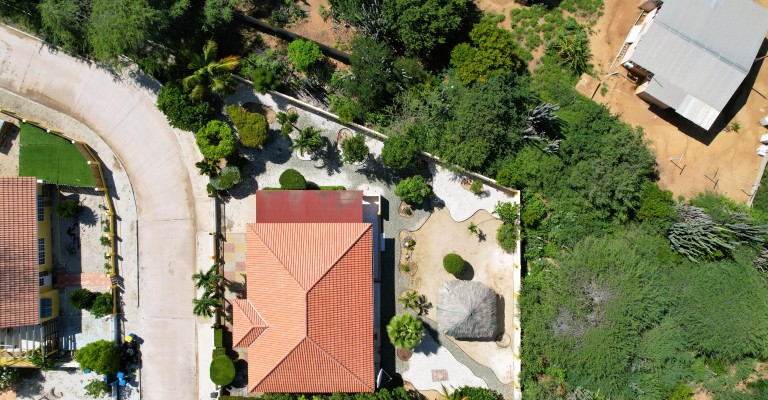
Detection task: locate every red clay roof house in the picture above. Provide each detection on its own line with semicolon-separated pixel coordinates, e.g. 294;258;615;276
233;190;374;394
0;177;40;328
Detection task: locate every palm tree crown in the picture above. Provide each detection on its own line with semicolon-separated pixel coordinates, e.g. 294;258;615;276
192;264;223;295
183;40;241;102
386;313;423;349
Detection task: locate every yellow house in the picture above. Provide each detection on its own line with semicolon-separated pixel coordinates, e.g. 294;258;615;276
0;177;59;366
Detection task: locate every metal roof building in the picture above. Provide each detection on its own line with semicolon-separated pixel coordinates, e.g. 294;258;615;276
624;0;768;129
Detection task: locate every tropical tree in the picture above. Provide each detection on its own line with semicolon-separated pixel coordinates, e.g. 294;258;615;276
523;103;561;154
69;288;97;310
192;293;222;318
291;127;325;156
183;40;241;102
156;82;217;132
450;22;527;85
87;0;161;62
386;313;423;349
548;27;591;74
382;132;420;170
192;264;224;294
55;199;81;218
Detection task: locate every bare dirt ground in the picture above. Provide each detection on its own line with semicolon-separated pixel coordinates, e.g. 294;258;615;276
401;208;519;385
590;0;768;203
474;0;521;30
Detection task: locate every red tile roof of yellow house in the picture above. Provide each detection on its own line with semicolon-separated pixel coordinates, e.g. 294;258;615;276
233;191;374;394
0;177;39;328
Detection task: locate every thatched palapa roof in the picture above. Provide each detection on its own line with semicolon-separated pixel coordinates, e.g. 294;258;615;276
437;281;497;340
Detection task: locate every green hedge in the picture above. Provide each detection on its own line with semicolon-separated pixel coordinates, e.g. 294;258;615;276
279;169;307;190
210;355;236;386
226;105;269;148
443;253;465;275
212;348;226;358
262;186;346;191
214;328;223;348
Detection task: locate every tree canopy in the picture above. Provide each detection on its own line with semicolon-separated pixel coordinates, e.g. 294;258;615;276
450;23;528;85
76;340;120;374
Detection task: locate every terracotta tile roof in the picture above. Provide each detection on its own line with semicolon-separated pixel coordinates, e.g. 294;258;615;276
255;191;363;223
236;215;374;393
0;177;39;328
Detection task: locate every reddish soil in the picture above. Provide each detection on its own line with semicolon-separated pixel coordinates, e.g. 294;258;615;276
588;0;768;203
474;0;521;30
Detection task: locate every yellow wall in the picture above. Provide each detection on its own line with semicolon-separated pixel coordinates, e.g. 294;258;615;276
39;289;59;323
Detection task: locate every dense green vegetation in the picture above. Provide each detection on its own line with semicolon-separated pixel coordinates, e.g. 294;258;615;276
76;340;120;374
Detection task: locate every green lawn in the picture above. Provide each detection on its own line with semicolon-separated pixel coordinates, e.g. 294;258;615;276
18;122;95;187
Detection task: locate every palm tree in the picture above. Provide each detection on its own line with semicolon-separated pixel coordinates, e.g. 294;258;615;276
183;40;241;102
192;264;223;295
386;313;423;349
441;385;469;400
291;127;325;156
192;294;222;318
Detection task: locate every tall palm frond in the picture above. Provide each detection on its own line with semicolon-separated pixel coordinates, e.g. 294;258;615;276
192;294;222;318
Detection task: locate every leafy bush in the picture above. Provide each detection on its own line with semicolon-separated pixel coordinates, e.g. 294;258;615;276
287;39;321;72
386;313;423;349
521;191;546;229
345;36;399;113
291;127;325;156
70;288;97;310
279;169;307;190
210;166;241;191
212;348;227;358
0;365;19;391
443;253;465;275
493;201;519;224
382;0;473;59
496;223;518;253
469;180;483;195
76;340;120;374
547;24;591;74
341;134;369;164
210;355;236;386
84;380;111;398
252;68;280;93
450;22;528;85
636;182;675;228
214;328;223;348
452;386;504;400
395;175;433;205
55;199;80;218
196;120;237;160
329;95;362;124
157;83;216;132
382;133;420;170
100;236;111;246
669;383;693;400
226;106;269;148
29;348;55;370
90;293;113;318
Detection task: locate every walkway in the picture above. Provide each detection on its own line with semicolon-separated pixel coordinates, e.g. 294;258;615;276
0;25;203;399
54;273;112;287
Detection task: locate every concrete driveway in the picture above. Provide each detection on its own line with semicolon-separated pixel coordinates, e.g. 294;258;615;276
0;25;202;399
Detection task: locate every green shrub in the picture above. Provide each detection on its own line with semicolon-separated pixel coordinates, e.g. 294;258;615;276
469;180;483;195
287;39;321;72
210;355;236;386
226;105;269;148
196;120;237;160
100;236;111;246
76;340;120;374
329;95;362;124
210;166;241;191
382;133;419;170
669;382;693;400
341;134;369;164
279;169;307;190
214;328;223;348
394;175;433;205
69;288;97;310
55;199;80;218
496;223;518;253
29;348;55;370
252;68;280;93
452;386;504;400
156;83;216;132
493;201;519;224
84;380;111;398
212;348;227;358
89;293;113;318
443;253;465;275
319;186;346;190
0;365;19;391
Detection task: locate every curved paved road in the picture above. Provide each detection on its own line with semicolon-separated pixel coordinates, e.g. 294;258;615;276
0;26;200;399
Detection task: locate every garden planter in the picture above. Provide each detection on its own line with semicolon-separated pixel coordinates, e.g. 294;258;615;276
399;262;417;276
495;332;511;348
396;348;413;361
399;202;414;218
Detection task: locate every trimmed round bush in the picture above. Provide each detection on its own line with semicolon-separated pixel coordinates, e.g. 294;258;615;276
69;288;97;310
89;293;113;318
287;39;321;72
226;105;269;148
341;134;369;164
443;253;465;275
196;120;237;160
210;355;236;386
279;169;307;190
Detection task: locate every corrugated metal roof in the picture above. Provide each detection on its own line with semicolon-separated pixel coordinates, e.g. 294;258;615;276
629;0;768;128
0;177;39;328
235;191;374;393
256;190;363;223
